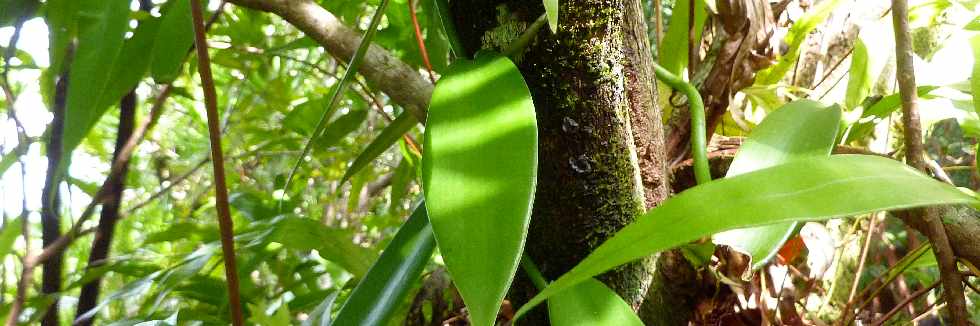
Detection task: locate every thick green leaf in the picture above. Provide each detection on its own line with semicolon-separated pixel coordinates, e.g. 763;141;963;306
658;0;707;75
0;218;22;259
332;204;436;326
755;0;842;85
150;0;194;83
61;0;130;159
515;155;975;319
547;278;643;326
543;0;558;32
271;217;377;278
422;53;538;326
713;100;841;271
341;111;418;185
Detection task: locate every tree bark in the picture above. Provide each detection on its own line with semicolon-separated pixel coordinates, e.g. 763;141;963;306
73;91;137;326
40;73;67;326
450;1;693;324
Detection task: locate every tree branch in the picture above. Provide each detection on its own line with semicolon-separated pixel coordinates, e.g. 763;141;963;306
225;0;431;123
890;0;968;324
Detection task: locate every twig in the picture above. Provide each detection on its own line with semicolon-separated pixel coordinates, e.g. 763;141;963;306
891;0;968;324
189;0;244;324
125;158;210;214
408;0;436;83
847;214;881;304
871;279;940;326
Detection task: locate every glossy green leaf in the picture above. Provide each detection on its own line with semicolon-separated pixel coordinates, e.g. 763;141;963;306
713;100;841;271
341;111;418;185
61;0;130;160
332;203;436;326
422;53;538;326
271;217;377;278
755;0;842;85
150;0;194;83
0;218;22;259
971;34;980;117
515;155;975;319
547;278;643;326
658;0;707;75
303;292;338;326
543;0;558;32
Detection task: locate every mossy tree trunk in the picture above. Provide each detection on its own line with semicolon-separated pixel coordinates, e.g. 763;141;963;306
450;1;698;324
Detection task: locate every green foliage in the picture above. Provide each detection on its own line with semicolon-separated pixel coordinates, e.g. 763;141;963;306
658;0;707;75
754;0;843;85
547;278;644;326
714;100;841;271
516;154;974;319
544;0;559;32
422;53;538;326
270;216;377;278
0;218;21;259
333;204;435;326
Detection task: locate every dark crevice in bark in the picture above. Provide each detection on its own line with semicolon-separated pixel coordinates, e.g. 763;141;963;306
40;73;67;326
451;1;696;324
74;91;137;326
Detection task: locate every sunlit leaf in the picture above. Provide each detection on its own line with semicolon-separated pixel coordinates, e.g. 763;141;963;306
971;34;980;117
543;0;558;32
515;155;975;319
548;278;643;326
845;39;872;110
713;100;841;272
333;204;436;326
0;218;22;259
422;53;538;326
658;0;707;75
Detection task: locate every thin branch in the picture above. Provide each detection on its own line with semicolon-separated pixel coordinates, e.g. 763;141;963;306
871;279;940;326
891;0;968;324
407;0;436;83
189;0;244;324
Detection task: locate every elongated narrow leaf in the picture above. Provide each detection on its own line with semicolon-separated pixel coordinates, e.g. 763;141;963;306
61;0;130;159
543;0;558;32
341;111;418;184
713;100;841;271
515;155;974;319
0;218;22;258
844;39;872;110
332;203;436;326
422;53;538;326
845;86;939;143
548;278;643;326
755;0;842;85
658;0;707;75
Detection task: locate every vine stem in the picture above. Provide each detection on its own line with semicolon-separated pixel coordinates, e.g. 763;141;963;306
521;255;548;291
652;63;710;184
189;0;245;325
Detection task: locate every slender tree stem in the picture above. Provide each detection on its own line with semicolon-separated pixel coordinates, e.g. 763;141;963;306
871;279;940;326
891;0;968;324
653;63;710;184
189;0;244;325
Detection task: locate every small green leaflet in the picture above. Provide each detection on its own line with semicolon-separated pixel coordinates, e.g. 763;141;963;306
0;218;22;259
547;278;643;326
422;53;538;326
514;155;975;319
332;204;435;326
543;0;558;32
341;111;418;185
713;100;841;272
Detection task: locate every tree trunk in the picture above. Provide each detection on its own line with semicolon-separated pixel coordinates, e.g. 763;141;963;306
74;91;137;325
451;1;697;324
40;73;67;326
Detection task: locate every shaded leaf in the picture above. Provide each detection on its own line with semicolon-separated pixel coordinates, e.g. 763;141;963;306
318;108;368;149
422;53;538;326
713;100;841;271
150;0;195;83
0;218;22;258
333;203;436;326
543;0;558;32
515;155;974;318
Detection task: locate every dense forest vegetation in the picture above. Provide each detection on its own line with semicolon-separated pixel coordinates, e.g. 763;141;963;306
2;0;980;325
